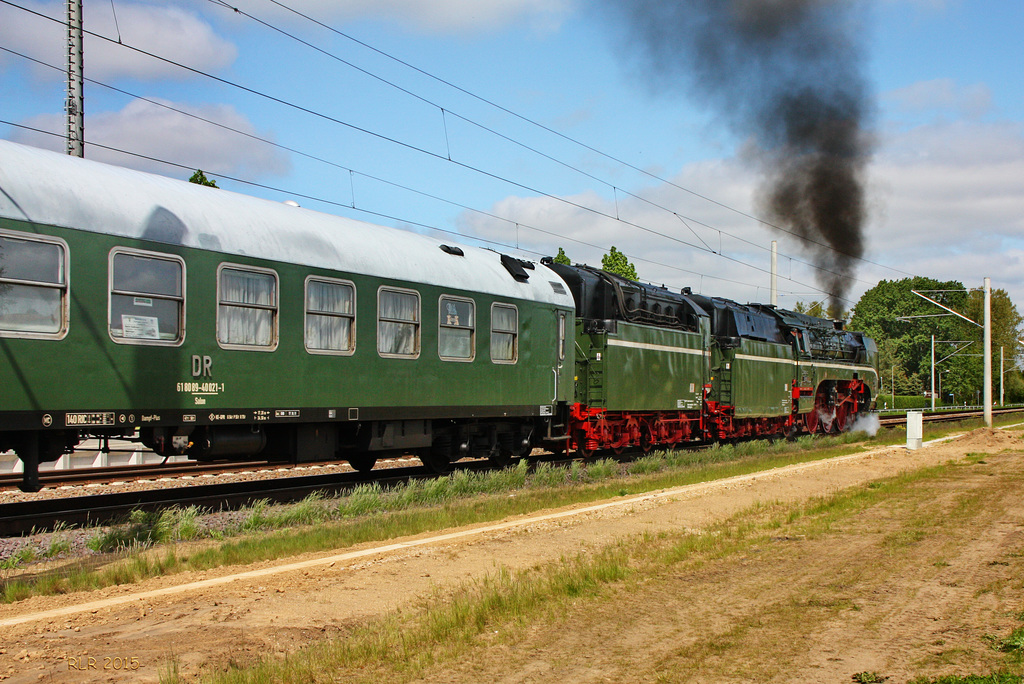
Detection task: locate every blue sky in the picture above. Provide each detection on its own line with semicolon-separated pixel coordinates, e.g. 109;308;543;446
2;0;1022;318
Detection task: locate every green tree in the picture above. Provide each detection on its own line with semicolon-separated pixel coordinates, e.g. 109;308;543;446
792;301;826;318
189;169;218;188
963;286;1024;404
850;277;973;403
601;246;637;281
553;247;571;266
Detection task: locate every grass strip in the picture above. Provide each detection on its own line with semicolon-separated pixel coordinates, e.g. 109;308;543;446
192;463;951;683
195;454;1024;683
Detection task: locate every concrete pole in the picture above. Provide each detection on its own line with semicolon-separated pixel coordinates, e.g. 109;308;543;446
984;277;992;426
770;240;778;307
66;0;84;157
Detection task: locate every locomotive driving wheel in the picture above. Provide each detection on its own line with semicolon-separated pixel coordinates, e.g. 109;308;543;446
833;402;849;433
803;409;818;434
809;386;836;434
818;406;835;434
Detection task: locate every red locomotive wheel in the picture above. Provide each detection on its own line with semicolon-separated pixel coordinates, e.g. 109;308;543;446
833;402;849;433
819;408;835;434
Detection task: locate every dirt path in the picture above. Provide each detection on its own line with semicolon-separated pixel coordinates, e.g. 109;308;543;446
1;430;1022;683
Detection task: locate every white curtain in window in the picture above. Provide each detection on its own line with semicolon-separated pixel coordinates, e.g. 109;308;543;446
491;332;515;361
440;328;472;358
306;281;354;351
491;306;517;361
307;314;352;351
222;270;275;306
219;270;275;346
308;280;353;315
378;290;418;355
220;305;273;346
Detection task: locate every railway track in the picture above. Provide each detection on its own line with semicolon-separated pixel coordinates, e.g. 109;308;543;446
0;459;496;538
0;460;302;490
3;407;1020;538
877;407;1024;427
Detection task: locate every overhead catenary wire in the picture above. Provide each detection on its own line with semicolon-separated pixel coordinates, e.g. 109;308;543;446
201;0;891;289
0;2;867;306
0;44;803;295
1;117;795;297
254;0;918;281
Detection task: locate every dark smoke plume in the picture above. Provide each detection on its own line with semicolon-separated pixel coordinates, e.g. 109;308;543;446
603;0;873;316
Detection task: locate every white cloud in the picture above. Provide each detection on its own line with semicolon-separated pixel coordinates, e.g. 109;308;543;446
0;1;235;81
11;99;290;179
885;78;992;119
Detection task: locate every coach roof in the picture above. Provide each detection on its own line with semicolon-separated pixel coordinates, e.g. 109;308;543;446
0;140;573;307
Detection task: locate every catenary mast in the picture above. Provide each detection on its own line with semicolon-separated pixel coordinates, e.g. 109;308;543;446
66;0;84;157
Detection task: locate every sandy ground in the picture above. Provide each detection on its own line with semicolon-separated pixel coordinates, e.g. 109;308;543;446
1;429;1022;683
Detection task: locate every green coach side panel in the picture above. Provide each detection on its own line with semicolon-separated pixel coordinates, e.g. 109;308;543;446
729;340;795;418
0;223;571;421
575;321;707;412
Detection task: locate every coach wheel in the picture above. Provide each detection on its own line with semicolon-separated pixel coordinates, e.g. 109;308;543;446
489;450;513;468
419;448;453;474
347;454;377;474
639;429;655;454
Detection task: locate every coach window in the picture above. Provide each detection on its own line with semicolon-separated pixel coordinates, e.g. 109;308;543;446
109;249;184;345
0;231;68;339
305;277;355;354
490;303;518;364
438;296;474;361
378;287;420;358
217;265;278;350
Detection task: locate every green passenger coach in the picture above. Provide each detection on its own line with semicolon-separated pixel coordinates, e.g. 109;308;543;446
0;140;575;491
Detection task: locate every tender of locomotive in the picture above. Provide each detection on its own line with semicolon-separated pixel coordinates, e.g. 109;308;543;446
0;141;575;491
0;141;878;493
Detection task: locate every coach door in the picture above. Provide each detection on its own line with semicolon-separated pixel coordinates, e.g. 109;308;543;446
553;310;567;402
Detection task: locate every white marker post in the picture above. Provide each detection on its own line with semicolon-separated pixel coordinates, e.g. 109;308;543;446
906;411;923;450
